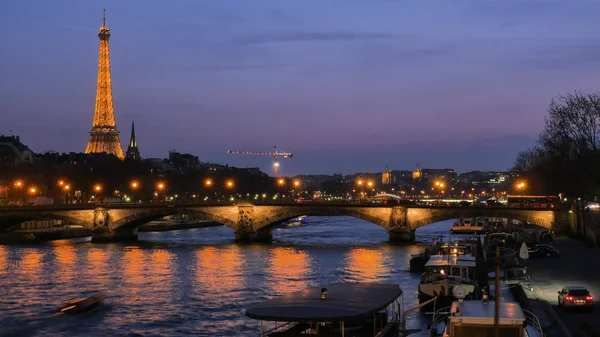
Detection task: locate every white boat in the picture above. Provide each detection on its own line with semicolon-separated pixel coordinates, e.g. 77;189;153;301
278;216;308;228
430;285;544;337
450;217;485;233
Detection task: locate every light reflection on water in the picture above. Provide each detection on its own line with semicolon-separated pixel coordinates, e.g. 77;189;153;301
0;216;455;337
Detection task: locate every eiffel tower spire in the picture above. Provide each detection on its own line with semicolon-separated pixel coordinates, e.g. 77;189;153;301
126;121;141;160
85;9;124;159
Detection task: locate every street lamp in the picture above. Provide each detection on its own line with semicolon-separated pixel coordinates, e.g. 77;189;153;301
29;187;36;194
94;184;102;192
205;179;212;187
367;181;374;188
14;180;23;188
130;181;139;203
226;180;234;188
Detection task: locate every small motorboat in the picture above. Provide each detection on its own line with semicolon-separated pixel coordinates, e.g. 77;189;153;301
59;291;104;315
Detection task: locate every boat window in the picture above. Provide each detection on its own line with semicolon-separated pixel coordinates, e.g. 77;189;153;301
450;268;462;276
453;325;521;337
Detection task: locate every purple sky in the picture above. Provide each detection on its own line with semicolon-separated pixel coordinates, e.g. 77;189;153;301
2;1;600;175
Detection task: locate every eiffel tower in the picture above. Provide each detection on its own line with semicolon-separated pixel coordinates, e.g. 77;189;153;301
85;9;124;159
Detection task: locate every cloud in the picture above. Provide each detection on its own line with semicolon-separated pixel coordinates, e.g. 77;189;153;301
194;62;290;71
235;31;393;45
517;40;600;70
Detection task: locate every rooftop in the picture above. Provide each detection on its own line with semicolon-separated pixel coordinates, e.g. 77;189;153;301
425;255;476;268
451;300;526;325
245;283;402;322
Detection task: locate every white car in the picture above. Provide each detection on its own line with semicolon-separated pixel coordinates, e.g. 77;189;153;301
558;286;594;311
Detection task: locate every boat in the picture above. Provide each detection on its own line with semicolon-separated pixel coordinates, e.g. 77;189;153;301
245;283;403;336
418;255;477;308
429;285;544;337
59;291;104;315
439;238;478;256
450;217;484;233
278;216;308;229
410;237;444;273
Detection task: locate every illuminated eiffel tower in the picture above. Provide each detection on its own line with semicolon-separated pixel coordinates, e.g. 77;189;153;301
85;9;124;159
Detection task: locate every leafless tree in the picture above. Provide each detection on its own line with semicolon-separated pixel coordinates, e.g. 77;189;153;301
540;91;600;160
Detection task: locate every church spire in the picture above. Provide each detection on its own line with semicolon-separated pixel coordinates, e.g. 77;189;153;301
129;121;137;148
126;120;141;160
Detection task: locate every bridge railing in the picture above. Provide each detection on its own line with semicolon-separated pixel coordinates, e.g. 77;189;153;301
0;199;561;210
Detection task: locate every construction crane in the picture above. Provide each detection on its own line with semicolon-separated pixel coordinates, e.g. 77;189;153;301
228;146;293;176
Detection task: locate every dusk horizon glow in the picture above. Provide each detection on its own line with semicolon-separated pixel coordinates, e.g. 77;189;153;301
3;0;600;175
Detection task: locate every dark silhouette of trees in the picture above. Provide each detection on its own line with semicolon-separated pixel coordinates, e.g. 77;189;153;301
514;91;600;198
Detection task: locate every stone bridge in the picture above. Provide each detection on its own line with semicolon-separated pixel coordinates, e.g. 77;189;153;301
0;203;559;243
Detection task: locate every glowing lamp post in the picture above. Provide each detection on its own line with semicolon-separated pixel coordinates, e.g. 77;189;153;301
130;181;139;203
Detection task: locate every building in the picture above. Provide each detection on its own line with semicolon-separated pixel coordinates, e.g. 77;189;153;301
0;135;35;167
125;121;141;160
413;168;457;183
84;10;125;159
457;171;519;185
168;151;199;170
382;170;413;185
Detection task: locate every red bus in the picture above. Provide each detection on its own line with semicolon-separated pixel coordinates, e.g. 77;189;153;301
506;195;559;208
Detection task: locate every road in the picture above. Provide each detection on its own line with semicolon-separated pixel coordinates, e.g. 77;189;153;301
526;236;600;337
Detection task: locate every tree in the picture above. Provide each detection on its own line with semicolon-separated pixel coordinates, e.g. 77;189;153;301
514;91;600;198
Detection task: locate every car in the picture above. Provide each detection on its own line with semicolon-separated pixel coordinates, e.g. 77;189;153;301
527;244;560;258
558;286;594;311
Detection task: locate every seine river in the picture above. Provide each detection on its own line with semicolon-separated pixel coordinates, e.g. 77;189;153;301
0;217;458;337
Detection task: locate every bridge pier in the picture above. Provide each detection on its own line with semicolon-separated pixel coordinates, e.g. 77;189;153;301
235;227;273;243
92;227;138;242
388;229;415;244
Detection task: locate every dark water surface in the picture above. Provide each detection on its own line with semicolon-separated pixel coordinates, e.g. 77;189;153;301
0;217;458;337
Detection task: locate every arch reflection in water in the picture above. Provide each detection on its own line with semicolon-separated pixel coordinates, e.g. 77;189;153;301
86;248;111;289
194;246;245;302
147;249;175;288
344;248;389;282
0;246;7;277
51;241;79;288
266;247;311;295
122;246;145;287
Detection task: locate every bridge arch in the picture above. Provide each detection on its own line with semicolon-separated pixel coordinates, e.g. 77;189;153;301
112;209;236;231
372;193;403;200
0;213;91;230
253;206;393;232
407;208;556;230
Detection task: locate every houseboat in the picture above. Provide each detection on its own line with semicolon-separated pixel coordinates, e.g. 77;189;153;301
450;218;484;233
430;285;543;337
245;283;403;337
418;255;477;307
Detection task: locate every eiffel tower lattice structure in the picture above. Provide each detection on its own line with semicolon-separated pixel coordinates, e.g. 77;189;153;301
84;9;124;159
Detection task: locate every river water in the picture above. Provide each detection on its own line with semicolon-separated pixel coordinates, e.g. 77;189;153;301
0;217;459;337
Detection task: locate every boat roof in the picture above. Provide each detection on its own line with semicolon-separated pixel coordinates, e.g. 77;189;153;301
425;255;476;268
245;283;402;322
451;301;525;325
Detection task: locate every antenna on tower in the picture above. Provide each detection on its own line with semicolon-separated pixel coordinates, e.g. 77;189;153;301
103;9;106;26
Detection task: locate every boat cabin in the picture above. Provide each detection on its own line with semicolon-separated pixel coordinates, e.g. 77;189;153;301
245;283;403;337
445;300;527;336
424;255;476;280
439;240;477;256
430;284;544;337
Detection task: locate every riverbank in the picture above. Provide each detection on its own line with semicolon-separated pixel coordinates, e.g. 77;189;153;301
525;236;600;337
138;220;222;232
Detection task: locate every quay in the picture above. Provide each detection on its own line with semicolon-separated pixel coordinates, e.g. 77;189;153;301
525;236;600;337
